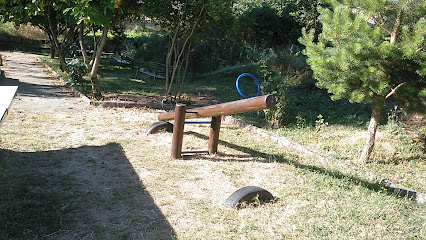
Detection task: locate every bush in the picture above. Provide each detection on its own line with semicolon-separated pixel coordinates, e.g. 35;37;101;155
260;48;372;127
234;2;302;48
66;58;86;87
260;48;310;126
128;26;168;63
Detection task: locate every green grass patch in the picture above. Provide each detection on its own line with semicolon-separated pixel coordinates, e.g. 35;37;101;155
40;56;258;104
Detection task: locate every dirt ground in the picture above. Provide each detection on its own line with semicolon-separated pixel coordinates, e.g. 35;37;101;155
0;51;176;238
0;51;262;239
0;52;88;113
1;51;425;239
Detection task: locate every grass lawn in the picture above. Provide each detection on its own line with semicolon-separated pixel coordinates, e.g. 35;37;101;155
40;54;425;192
1;108;424;239
0;53;424;239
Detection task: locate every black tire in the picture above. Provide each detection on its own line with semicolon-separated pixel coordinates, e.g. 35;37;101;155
223;186;274;208
145;121;173;134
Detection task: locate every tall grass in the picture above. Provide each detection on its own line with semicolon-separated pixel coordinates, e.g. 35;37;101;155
0;22;47;40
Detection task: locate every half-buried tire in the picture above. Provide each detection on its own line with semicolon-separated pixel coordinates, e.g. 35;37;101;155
145;121;173;134
223;186;274;208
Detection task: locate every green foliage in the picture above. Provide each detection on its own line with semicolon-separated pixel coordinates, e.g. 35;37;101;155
315;114;328;131
300;0;425;162
289;0;323;30
234;2;300;47
0;0;85;71
128;26;169;63
232;0;324;47
259;47;373;127
64;0;139;27
260;48;310;126
110;23;127;53
66;58;87;87
141;0;235;96
300;0;426;112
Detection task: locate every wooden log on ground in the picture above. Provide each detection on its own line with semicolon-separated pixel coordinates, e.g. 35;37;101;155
158;94;275;121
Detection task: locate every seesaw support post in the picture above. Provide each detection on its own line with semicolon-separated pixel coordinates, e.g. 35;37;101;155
208;116;222;155
165;95;275;159
171;104;186;159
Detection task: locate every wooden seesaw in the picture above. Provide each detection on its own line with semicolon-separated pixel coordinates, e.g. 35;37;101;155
147;94;275;159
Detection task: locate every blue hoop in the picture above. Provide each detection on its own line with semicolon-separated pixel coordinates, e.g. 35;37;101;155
236;73;261;98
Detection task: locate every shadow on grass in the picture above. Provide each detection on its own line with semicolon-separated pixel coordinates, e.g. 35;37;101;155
185;131;420;202
0;143;176;239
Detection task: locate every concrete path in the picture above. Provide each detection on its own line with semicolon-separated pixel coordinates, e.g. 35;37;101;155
0;51;88;113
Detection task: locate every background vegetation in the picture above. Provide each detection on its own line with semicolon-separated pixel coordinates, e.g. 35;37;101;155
0;0;425;239
1;0;423;152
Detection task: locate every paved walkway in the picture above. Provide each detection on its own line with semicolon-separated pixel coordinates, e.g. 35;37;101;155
0;51;88;113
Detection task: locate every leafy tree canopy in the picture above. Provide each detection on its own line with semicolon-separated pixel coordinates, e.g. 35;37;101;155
63;0;139;27
300;0;426;112
300;0;425;163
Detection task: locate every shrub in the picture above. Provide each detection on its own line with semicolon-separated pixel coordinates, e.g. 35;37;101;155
260;48;310;127
66;58;86;87
260;47;372;127
129;26;168;63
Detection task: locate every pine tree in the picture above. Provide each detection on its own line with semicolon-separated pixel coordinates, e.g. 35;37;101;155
299;0;426;163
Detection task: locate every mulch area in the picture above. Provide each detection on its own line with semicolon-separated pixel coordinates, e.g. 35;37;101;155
88;93;221;110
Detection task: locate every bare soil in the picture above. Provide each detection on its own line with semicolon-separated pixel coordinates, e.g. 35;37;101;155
101;93;219;108
0;51;88;113
0;51;251;239
0;51;176;238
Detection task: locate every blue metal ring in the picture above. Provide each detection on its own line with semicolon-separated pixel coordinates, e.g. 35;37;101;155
236;73;260;98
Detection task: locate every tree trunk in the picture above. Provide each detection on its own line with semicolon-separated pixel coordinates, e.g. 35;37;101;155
49;39;56;59
89;74;102;100
79;23;91;72
165;25;180;97
46;5;66;72
89;26;109;100
57;50;67;72
359;105;382;163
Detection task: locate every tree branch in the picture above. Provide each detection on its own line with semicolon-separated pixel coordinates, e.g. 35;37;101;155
372;16;392;35
78;22;91;71
385;82;406;99
390;9;403;43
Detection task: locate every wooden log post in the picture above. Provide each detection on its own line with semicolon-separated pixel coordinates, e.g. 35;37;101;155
171;104;186;159
158;94;275;121
208;116;222;155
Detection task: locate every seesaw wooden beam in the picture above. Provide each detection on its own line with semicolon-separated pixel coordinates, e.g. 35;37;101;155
165;94;275;159
158;94;275;121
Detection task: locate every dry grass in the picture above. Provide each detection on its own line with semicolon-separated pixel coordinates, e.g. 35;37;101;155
1;105;425;239
0;22;47;40
276;121;425;194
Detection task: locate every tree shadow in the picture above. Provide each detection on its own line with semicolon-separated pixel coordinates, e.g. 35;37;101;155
0;143;176;239
1;72;72;99
185;131;420;202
